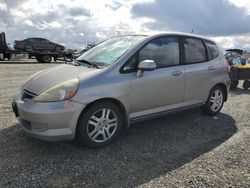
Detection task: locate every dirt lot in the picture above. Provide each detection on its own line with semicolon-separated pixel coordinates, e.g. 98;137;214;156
0;61;249;187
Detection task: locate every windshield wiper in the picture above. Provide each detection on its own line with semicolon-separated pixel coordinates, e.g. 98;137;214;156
65;61;80;66
76;59;100;69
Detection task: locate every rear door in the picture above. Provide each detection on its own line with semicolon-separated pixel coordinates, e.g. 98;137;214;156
183;37;218;105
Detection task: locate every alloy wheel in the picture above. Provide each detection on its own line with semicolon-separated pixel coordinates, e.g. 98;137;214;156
210;89;223;112
87;108;118;143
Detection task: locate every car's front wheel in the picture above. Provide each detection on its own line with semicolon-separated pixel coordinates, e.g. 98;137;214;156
201;86;225;116
55;46;63;53
76;101;123;147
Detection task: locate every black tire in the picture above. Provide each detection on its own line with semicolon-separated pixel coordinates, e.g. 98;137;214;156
76;101;123;147
36;55;42;63
243;80;250;90
25;45;33;52
55;46;63;53
42;55;52;63
230;80;239;90
201;86;225;116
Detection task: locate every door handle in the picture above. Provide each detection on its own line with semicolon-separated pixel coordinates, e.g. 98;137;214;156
172;71;182;76
208;66;215;71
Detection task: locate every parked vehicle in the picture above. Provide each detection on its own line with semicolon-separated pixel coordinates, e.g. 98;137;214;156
0;32;72;63
225;51;246;65
225;51;250;90
14;38;65;53
226;49;243;55
12;33;230;147
73;44;95;59
73;48;88;59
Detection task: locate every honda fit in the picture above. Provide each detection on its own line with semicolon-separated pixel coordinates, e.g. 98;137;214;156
12;33;230;147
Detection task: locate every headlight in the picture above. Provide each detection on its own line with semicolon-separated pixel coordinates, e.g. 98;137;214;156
34;78;79;102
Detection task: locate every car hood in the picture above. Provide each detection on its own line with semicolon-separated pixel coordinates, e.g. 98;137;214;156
23;64;98;95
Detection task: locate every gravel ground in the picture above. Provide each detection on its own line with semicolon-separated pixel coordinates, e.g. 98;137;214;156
0;61;249;188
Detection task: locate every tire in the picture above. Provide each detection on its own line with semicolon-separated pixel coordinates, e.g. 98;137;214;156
42;55;52;63
76;101;123;147
230;80;239;90
36;55;42;63
25;45;33;52
55;46;63;53
243;80;250;90
201;86;225;116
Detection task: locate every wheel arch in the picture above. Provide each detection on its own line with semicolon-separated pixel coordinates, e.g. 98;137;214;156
25;44;33;51
76;98;129;136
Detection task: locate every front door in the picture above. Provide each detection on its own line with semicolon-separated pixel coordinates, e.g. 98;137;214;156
122;36;186;118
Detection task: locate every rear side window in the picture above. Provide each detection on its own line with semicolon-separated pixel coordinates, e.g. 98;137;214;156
40;39;50;43
184;38;207;64
204;40;219;60
138;36;180;68
28;38;39;42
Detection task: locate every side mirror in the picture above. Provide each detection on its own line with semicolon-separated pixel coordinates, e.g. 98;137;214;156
136;60;156;77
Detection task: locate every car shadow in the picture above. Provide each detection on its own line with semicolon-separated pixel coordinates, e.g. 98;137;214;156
0;109;237;187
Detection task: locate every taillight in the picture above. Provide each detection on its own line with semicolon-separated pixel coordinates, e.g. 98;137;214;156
15;40;22;45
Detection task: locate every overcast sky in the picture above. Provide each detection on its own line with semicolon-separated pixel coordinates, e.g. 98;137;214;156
1;0;250;50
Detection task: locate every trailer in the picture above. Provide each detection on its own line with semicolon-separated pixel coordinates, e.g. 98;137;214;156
0;32;73;63
229;64;250;90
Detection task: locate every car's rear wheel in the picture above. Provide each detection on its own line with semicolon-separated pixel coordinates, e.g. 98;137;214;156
76;101;123;147
201;86;225;116
243;80;250;90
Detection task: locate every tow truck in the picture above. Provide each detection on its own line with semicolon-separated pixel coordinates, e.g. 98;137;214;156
0;32;73;63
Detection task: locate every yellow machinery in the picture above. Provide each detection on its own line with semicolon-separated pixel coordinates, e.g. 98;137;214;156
229;64;250;90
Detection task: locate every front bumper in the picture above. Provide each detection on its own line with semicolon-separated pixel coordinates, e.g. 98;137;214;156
12;91;85;141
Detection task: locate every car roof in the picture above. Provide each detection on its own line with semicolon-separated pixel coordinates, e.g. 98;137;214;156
152;32;216;43
26;38;48;40
117;32;217;44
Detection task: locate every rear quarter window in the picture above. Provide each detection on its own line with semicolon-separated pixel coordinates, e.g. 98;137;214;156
204;40;219;60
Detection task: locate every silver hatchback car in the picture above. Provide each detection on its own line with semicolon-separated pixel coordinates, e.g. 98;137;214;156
12;33;230;147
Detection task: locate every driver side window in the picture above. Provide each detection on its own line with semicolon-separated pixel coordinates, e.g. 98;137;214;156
122;36;180;72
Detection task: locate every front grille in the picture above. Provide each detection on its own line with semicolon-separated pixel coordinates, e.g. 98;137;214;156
22;89;37;100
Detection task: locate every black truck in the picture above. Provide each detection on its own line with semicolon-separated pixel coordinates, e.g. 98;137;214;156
0;32;73;63
0;32;12;60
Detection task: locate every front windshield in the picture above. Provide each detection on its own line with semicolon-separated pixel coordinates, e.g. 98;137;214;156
77;35;146;67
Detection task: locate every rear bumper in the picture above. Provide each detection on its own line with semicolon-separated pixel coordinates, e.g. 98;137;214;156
12;91;85;141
